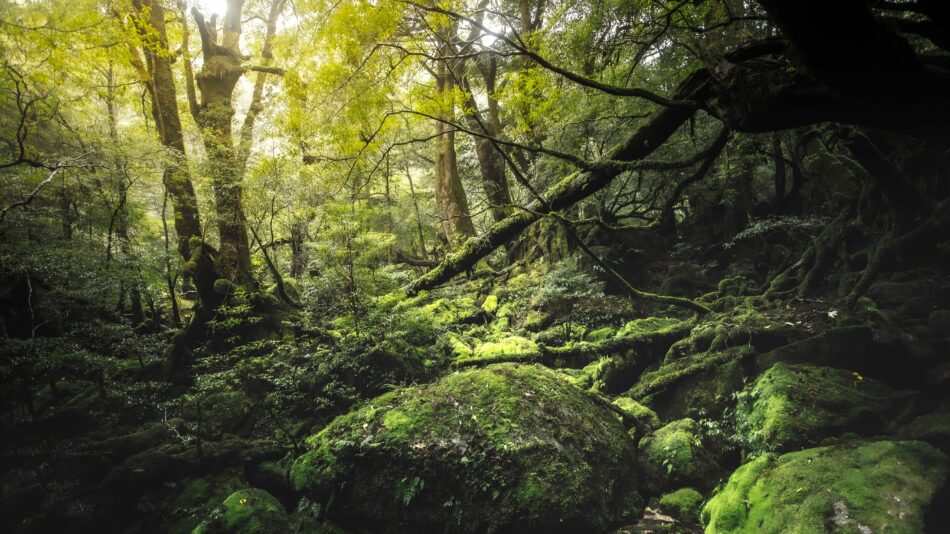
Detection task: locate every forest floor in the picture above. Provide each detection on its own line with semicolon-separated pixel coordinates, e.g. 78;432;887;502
2;232;949;533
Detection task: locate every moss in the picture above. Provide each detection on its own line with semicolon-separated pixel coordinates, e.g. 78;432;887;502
899;410;950;452
737;363;905;453
454;335;542;366
702;440;948;533
615;317;682;339
193;488;291;534
629;347;754;402
569;356;612;390
436;332;475;360
659;487;704;522
640;418;720;493
612;396;660;430
481;294;499;314
419;296;480;325
585;326;616;342
290;363;642;533
213;278;232;295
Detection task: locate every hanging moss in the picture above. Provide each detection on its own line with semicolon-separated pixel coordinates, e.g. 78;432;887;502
290;363;642;533
702;440;948;533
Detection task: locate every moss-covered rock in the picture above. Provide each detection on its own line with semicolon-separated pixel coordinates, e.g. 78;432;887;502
290;363;641;533
193;488;291;534
659;487;704;522
629;347;755;420
585;326;616;342
737;363;908;452
615;317;683;339
702;440;948;533
612;396;661;431
755;326;896;383
639;418;720;494
452;335;543;367
899;410;950;453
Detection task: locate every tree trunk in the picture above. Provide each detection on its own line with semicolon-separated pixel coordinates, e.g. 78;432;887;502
129;0;221;328
433;41;476;246
190;2;255;289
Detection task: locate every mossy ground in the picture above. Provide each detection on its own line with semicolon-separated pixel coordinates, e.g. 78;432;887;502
702;440;948;533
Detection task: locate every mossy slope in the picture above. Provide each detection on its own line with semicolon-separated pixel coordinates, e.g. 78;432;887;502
291;363;641;533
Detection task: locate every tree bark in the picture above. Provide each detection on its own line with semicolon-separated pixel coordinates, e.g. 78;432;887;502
191;1;256;289
433;38;476;246
129;0;221;328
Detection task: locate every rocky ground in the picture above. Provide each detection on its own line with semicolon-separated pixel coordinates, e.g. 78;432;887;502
2;253;949;533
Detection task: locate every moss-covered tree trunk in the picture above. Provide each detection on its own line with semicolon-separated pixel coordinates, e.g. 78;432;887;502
129;0;221;321
191;1;256;289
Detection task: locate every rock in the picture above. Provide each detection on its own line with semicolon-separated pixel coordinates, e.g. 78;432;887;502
702;440;948;533
898;295;937;320
612;397;661;431
929;310;950;337
193;488;291;534
658;487;704;523
630;347;756;421
926;362;950;389
899;410;950;453
736;363;910;452
868;280;929;307
639;418;720;494
290;363;641;533
755;326;902;384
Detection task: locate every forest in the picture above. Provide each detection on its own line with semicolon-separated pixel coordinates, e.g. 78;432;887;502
1;0;949;532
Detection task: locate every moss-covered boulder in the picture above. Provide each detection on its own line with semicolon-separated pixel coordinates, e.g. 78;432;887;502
629;346;755;421
639;418;720;494
755;326;897;383
659;487;704;522
612;396;661;431
193;488;291;534
737;363;909;452
290;363;641;533
899;410;950;453
702;440;948;533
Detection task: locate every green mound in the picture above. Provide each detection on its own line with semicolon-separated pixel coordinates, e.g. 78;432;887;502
737;363;905;452
702;440;948;533
291;363;641;533
639;418;720;493
193;488;291;534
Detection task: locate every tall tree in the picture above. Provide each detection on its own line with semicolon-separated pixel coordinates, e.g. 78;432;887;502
432;17;477;247
127;0;221;323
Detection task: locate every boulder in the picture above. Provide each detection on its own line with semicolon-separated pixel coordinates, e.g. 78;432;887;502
639;418;720;494
658;487;704;523
291;363;641;533
702;440;948;533
737;363;909;452
193;488;291;534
